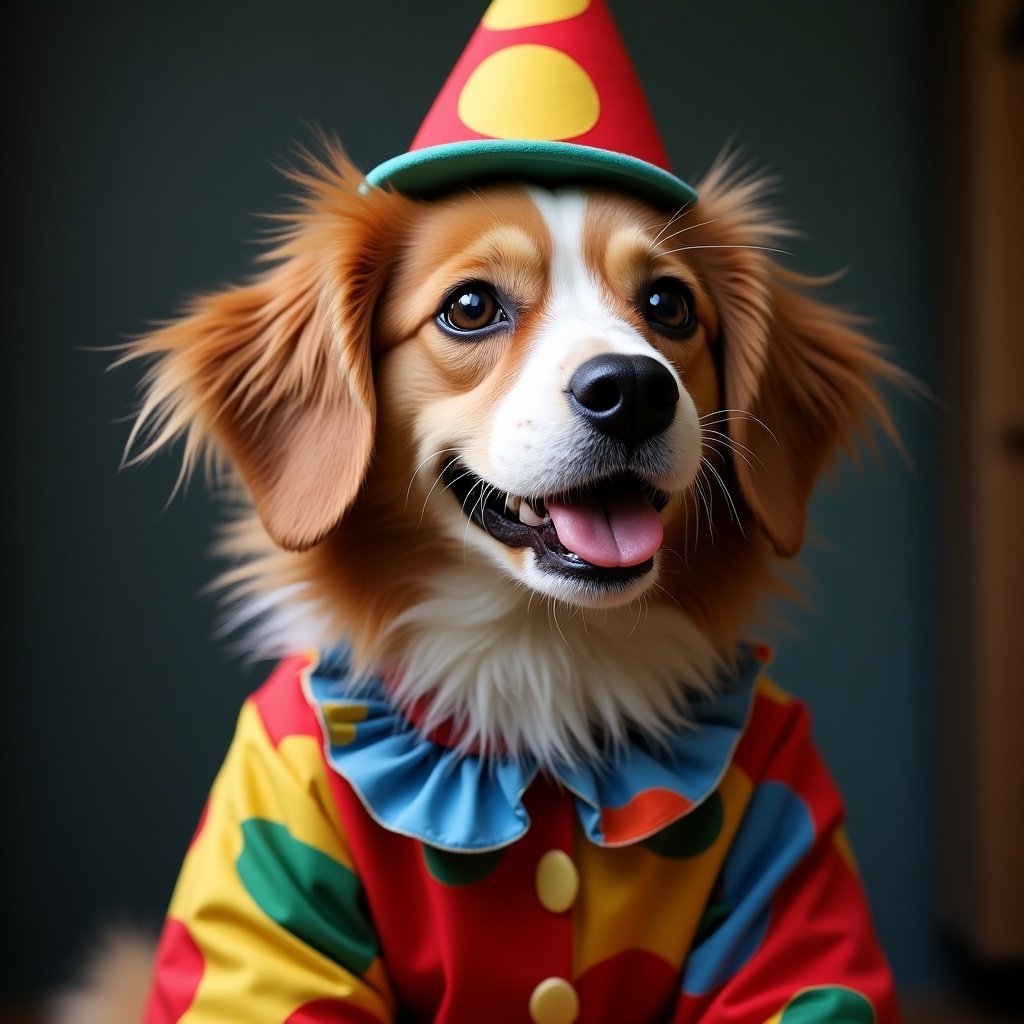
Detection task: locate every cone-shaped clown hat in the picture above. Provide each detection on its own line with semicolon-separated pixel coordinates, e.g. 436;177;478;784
366;0;697;208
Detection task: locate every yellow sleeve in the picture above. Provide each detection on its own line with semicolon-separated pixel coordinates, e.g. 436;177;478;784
147;699;396;1024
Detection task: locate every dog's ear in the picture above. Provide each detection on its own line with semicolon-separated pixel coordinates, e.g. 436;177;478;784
689;163;902;557
124;148;414;551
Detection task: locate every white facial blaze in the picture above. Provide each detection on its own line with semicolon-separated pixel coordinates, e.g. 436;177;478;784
485;189;700;493
487;191;665;495
455;189;702;603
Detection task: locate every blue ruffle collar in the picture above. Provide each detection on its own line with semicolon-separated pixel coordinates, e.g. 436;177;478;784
302;648;765;852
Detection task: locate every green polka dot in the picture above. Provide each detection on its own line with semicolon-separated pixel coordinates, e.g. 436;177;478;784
694;896;730;945
777;987;875;1023
236;819;378;975
641;791;724;859
422;843;505;886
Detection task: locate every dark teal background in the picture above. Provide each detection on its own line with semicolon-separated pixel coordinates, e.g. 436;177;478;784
3;0;943;998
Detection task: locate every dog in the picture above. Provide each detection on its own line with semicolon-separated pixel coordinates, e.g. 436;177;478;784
51;142;906;1024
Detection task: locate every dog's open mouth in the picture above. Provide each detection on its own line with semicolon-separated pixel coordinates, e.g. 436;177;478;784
443;461;668;581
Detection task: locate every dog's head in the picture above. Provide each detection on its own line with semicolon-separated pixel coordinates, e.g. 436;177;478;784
126;145;899;756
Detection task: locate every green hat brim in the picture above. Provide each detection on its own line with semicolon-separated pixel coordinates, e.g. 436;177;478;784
365;140;697;209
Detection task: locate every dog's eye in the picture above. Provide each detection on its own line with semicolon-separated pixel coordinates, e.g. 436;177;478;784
438;284;508;336
644;279;697;338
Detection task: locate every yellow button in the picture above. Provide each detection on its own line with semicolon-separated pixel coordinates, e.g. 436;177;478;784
535;850;579;913
529;977;580;1024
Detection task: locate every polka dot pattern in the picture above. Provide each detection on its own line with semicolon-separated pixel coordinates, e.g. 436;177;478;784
144;919;204;1024
681;782;815;996
574;949;678;1022
641;791;724;859
770;985;875;1023
403;0;674;172
598;786;694;845
147;654;897;1022
236;819;378;976
422;842;506;886
285;1000;382;1024
321;702;368;747
458;45;599;141
483;0;590;31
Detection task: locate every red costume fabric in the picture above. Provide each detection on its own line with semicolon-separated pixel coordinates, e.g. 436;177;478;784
146;651;900;1023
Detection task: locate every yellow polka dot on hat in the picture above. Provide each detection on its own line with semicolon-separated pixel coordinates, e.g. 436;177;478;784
366;0;696;209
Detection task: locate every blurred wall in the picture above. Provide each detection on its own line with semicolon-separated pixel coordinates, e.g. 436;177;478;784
2;0;942;997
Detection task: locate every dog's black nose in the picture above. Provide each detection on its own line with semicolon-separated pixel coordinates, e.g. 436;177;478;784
567;354;679;446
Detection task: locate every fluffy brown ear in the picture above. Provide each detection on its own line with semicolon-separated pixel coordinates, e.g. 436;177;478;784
123;147;415;551
689;162;902;557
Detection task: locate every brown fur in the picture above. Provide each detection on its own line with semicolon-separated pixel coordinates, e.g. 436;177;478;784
123;142;902;675
78;144;907;1024
124;153;415;552
49;929;155;1024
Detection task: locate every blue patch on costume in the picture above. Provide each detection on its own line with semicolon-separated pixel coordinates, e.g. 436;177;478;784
681;780;816;995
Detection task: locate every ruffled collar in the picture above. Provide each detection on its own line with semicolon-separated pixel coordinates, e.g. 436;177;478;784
302;646;766;852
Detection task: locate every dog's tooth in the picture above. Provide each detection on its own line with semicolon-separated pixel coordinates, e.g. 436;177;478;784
505;494;522;516
519;501;544;527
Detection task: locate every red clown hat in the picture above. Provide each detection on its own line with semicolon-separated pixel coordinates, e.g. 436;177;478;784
366;0;697;208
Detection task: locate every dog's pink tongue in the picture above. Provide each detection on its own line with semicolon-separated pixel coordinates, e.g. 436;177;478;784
547;489;663;568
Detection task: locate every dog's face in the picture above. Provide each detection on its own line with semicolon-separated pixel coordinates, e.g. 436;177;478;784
128;148;897;674
373;186;718;610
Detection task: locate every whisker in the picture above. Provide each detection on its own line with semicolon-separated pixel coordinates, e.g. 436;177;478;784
648;202;695;248
689;483;701;552
441;469;481;534
441;468;478;495
477;485;498;537
459;479;494;559
680;498;691;566
462;186;502;232
701;430;762;472
627;595;645;638
700;410;779;446
694;471;715;542
462;499;477;562
416;456;461;525
406;447;460;509
699;407;766;421
656;243;792;257
547;598;574;654
650;217;720;253
701;456;744;532
650;578;683;610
